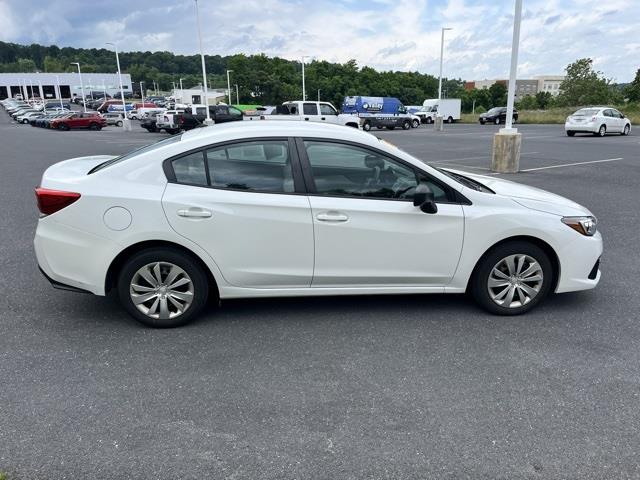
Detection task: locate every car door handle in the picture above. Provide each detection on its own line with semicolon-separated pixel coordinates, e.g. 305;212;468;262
177;208;212;218
321;117;326;120
316;212;349;222
304;117;310;121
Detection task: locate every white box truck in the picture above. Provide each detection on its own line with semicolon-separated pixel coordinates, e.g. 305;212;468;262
414;98;461;124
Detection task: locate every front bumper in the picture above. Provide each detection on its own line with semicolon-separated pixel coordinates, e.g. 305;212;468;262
555;231;603;293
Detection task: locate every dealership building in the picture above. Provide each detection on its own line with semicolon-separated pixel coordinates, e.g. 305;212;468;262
0;72;133;100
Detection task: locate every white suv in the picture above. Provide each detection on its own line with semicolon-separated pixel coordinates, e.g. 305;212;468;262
565;107;631;137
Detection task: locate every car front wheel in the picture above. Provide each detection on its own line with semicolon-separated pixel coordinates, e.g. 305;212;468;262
412;119;420;128
622;124;630;136
470;241;553;315
117;248;210;328
494;117;501;125
567;131;576;137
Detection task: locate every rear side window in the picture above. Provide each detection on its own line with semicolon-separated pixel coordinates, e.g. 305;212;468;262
303;103;318;115
172;151;207;186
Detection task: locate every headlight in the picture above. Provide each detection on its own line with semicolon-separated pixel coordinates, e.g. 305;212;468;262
562;216;597;236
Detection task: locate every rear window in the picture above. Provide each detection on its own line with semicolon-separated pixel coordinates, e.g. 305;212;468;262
573;108;599;116
89;135;183;174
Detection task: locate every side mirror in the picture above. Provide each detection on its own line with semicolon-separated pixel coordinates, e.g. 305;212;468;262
413;183;438;214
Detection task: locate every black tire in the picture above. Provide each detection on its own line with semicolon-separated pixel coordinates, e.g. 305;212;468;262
116;120;123;127
58;123;69;131
470;241;553;316
22;119;29;124
376;125;384;130
117;247;210;328
595;125;606;137
447;116;454;123
89;122;99;130
426;117;433;124
362;121;371;132
479;119;485;125
622;124;630;136
494;117;501;125
412;119;420;128
566;131;575;137
386;126;396;130
402;120;411;130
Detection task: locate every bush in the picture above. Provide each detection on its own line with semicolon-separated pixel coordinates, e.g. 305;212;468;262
475;105;486;114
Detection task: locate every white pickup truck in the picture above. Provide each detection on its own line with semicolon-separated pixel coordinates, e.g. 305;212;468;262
245;101;360;129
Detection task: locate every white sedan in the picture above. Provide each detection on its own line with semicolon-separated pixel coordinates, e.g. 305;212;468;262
34;122;602;327
565;107;631;137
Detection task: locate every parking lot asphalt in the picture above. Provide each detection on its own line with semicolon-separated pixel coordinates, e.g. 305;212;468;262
1;116;639;479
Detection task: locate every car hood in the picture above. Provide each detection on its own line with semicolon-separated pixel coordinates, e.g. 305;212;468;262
444;168;593;217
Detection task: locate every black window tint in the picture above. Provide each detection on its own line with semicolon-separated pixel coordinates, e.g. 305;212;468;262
304;141;419;200
303;103;318;115
172;151;207;185
195;107;207;116
229;106;243;117
216;106;229;115
206;140;294;193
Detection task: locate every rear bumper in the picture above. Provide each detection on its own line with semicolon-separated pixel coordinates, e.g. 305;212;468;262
565;122;596;133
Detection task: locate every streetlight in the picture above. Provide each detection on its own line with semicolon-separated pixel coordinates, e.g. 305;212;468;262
194;0;212;124
70;62;87;112
301;55;313;101
55;75;63;109
226;69;233;105
105;42;131;130
140;81;145;104
317;89;321;102
436;27;452;131
234;84;239;105
503;0;522;133
179;77;184;105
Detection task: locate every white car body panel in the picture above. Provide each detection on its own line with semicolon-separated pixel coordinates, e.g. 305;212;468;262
34;121;602;303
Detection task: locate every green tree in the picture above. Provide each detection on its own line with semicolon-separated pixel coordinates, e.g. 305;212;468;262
557;58;610;106
625;68;640;102
488;82;507;107
535;91;553;109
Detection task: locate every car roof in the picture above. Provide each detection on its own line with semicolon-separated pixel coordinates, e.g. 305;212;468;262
180;121;378;148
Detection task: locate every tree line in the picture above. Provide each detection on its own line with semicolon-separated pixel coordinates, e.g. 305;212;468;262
1;42;637;111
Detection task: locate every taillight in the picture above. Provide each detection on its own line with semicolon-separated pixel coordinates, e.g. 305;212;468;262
35;187;81;215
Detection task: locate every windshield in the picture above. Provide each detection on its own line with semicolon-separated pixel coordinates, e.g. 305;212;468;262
89;134;183;174
487;108;502;114
573;108;599;116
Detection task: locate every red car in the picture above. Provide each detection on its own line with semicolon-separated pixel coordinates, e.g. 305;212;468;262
50;112;106;131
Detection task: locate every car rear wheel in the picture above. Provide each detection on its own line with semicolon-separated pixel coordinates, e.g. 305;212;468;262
494;117;501;125
447;116;454;123
58;123;69;131
426;117;433;124
116;120;123;127
470;241;553;315
117;248;209;328
566;131;576;136
89;123;100;130
595;125;606;137
362;121;371;131
622;124;630;136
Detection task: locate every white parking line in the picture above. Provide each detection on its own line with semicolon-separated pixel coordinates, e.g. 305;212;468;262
520;157;625;172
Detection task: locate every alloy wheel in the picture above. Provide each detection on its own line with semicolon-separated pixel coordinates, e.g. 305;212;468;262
129;261;194;320
487;254;543;308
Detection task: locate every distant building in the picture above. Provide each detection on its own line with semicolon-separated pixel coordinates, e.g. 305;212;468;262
536;75;565;96
464;75;566;99
0;72;132;100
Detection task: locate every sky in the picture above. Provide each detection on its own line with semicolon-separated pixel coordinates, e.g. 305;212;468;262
0;0;638;82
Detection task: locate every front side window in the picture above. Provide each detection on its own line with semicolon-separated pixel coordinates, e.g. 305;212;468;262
205;140;294;193
319;104;337;115
229;106;243;117
304;141;420;200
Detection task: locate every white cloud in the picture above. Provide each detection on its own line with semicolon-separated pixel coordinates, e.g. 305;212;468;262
0;0;638;81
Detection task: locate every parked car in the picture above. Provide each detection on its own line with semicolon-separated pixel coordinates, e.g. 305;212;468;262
565;107;631;137
34;121;602;328
479;107;518;125
32;112;71;128
17;111;44;124
154;104;243;134
49;112;106;131
102;112;125;127
140;116;159;132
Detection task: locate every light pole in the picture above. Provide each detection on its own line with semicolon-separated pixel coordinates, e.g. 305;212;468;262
226;69;233;105
140;81;145;104
56;75;63;109
105;42;131;130
194;0;212;124
70;62;87;112
234;84;239;105
317;89;321;102
491;0;523;173
301;55;312;101
436;27;452;131
179;78;184;105
102;78;107;99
